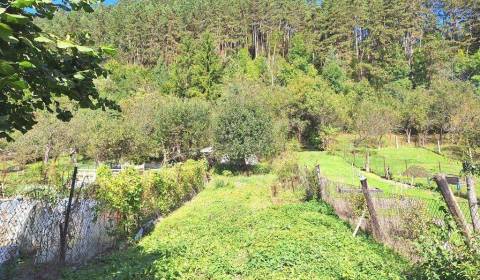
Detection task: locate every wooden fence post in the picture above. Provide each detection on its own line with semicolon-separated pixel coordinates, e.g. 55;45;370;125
365;151;370;173
433;174;472;247
360;177;384;242
466;175;480;233
383;157;387;179
59;166;78;265
315;165;326;200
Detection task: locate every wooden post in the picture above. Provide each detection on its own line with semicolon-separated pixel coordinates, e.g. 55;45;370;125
360;177;384;241
395;135;399;149
365;151;370;173
59;166;78;265
353;209;367;237
433;174;472;247
466;176;480;233
383;157;387;179
315;165;326;200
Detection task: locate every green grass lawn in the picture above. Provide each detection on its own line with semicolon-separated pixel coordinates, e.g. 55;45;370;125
64;174;409;280
338;147;461;186
330;134;464;188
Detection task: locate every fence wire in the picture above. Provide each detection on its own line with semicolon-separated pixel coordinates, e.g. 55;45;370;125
0;176;117;267
298;167;475;258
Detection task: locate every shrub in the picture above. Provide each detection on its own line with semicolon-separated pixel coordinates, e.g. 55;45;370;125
251;162;272;174
96;160;208;238
414;209;480;280
144;168;182;215
176;159;208;195
96;166;144;236
143;160;207;215
272;151;299;186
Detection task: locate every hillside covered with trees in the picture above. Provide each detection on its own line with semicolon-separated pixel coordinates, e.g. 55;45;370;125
17;0;478;165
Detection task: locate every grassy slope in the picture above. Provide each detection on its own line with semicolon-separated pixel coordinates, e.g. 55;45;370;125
65;175;408;280
331;134;464;187
297;151;471;221
298;151;439;200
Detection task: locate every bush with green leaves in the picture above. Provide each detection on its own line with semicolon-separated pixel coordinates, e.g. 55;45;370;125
213;94;278;165
414;209;480;280
272;151;299;187
143;168;182;215
144;160;208;215
96;166;144;236
96;160;208;238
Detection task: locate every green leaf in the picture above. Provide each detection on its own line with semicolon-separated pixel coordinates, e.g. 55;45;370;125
0;8;6;15
57;40;75;49
0;23;13;41
76;45;95;54
18;61;35;69
100;46;117;55
34;36;53;43
18;36;35;48
11;0;36;9
0;60;15;75
10;78;28;90
5;36;19;44
74;72;85;80
3;13;30;25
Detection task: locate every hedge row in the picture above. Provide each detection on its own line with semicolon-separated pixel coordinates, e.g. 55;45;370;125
95;160;208;237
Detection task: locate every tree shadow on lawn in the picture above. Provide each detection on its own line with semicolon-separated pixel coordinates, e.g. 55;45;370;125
61;243;184;280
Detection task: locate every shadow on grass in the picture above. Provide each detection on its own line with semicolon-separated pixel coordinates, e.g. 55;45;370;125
0;245;185;280
61;243;184;280
0;244;181;280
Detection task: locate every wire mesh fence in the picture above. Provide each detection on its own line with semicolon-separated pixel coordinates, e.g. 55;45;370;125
0;172;117;268
297;166;476;259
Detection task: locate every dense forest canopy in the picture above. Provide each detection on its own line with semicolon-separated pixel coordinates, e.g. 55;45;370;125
41;0;480;86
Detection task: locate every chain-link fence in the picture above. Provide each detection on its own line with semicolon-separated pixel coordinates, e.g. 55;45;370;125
298;166;475;259
0;173;117;269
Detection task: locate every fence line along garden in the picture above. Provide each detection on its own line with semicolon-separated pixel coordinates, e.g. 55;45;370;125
274;162;480;259
0;159;208;275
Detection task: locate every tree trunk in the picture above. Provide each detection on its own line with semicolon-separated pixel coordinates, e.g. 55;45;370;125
466;176;480;233
437;138;442;154
395;135;399;149
405;129;411;144
44;141;52;165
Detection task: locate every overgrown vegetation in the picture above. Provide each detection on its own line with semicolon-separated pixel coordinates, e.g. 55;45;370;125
64;175;410;279
95;160;207;237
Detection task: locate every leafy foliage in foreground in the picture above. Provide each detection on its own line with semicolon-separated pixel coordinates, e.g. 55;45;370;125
414;209;480;280
65;175;409;279
0;0;116;139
